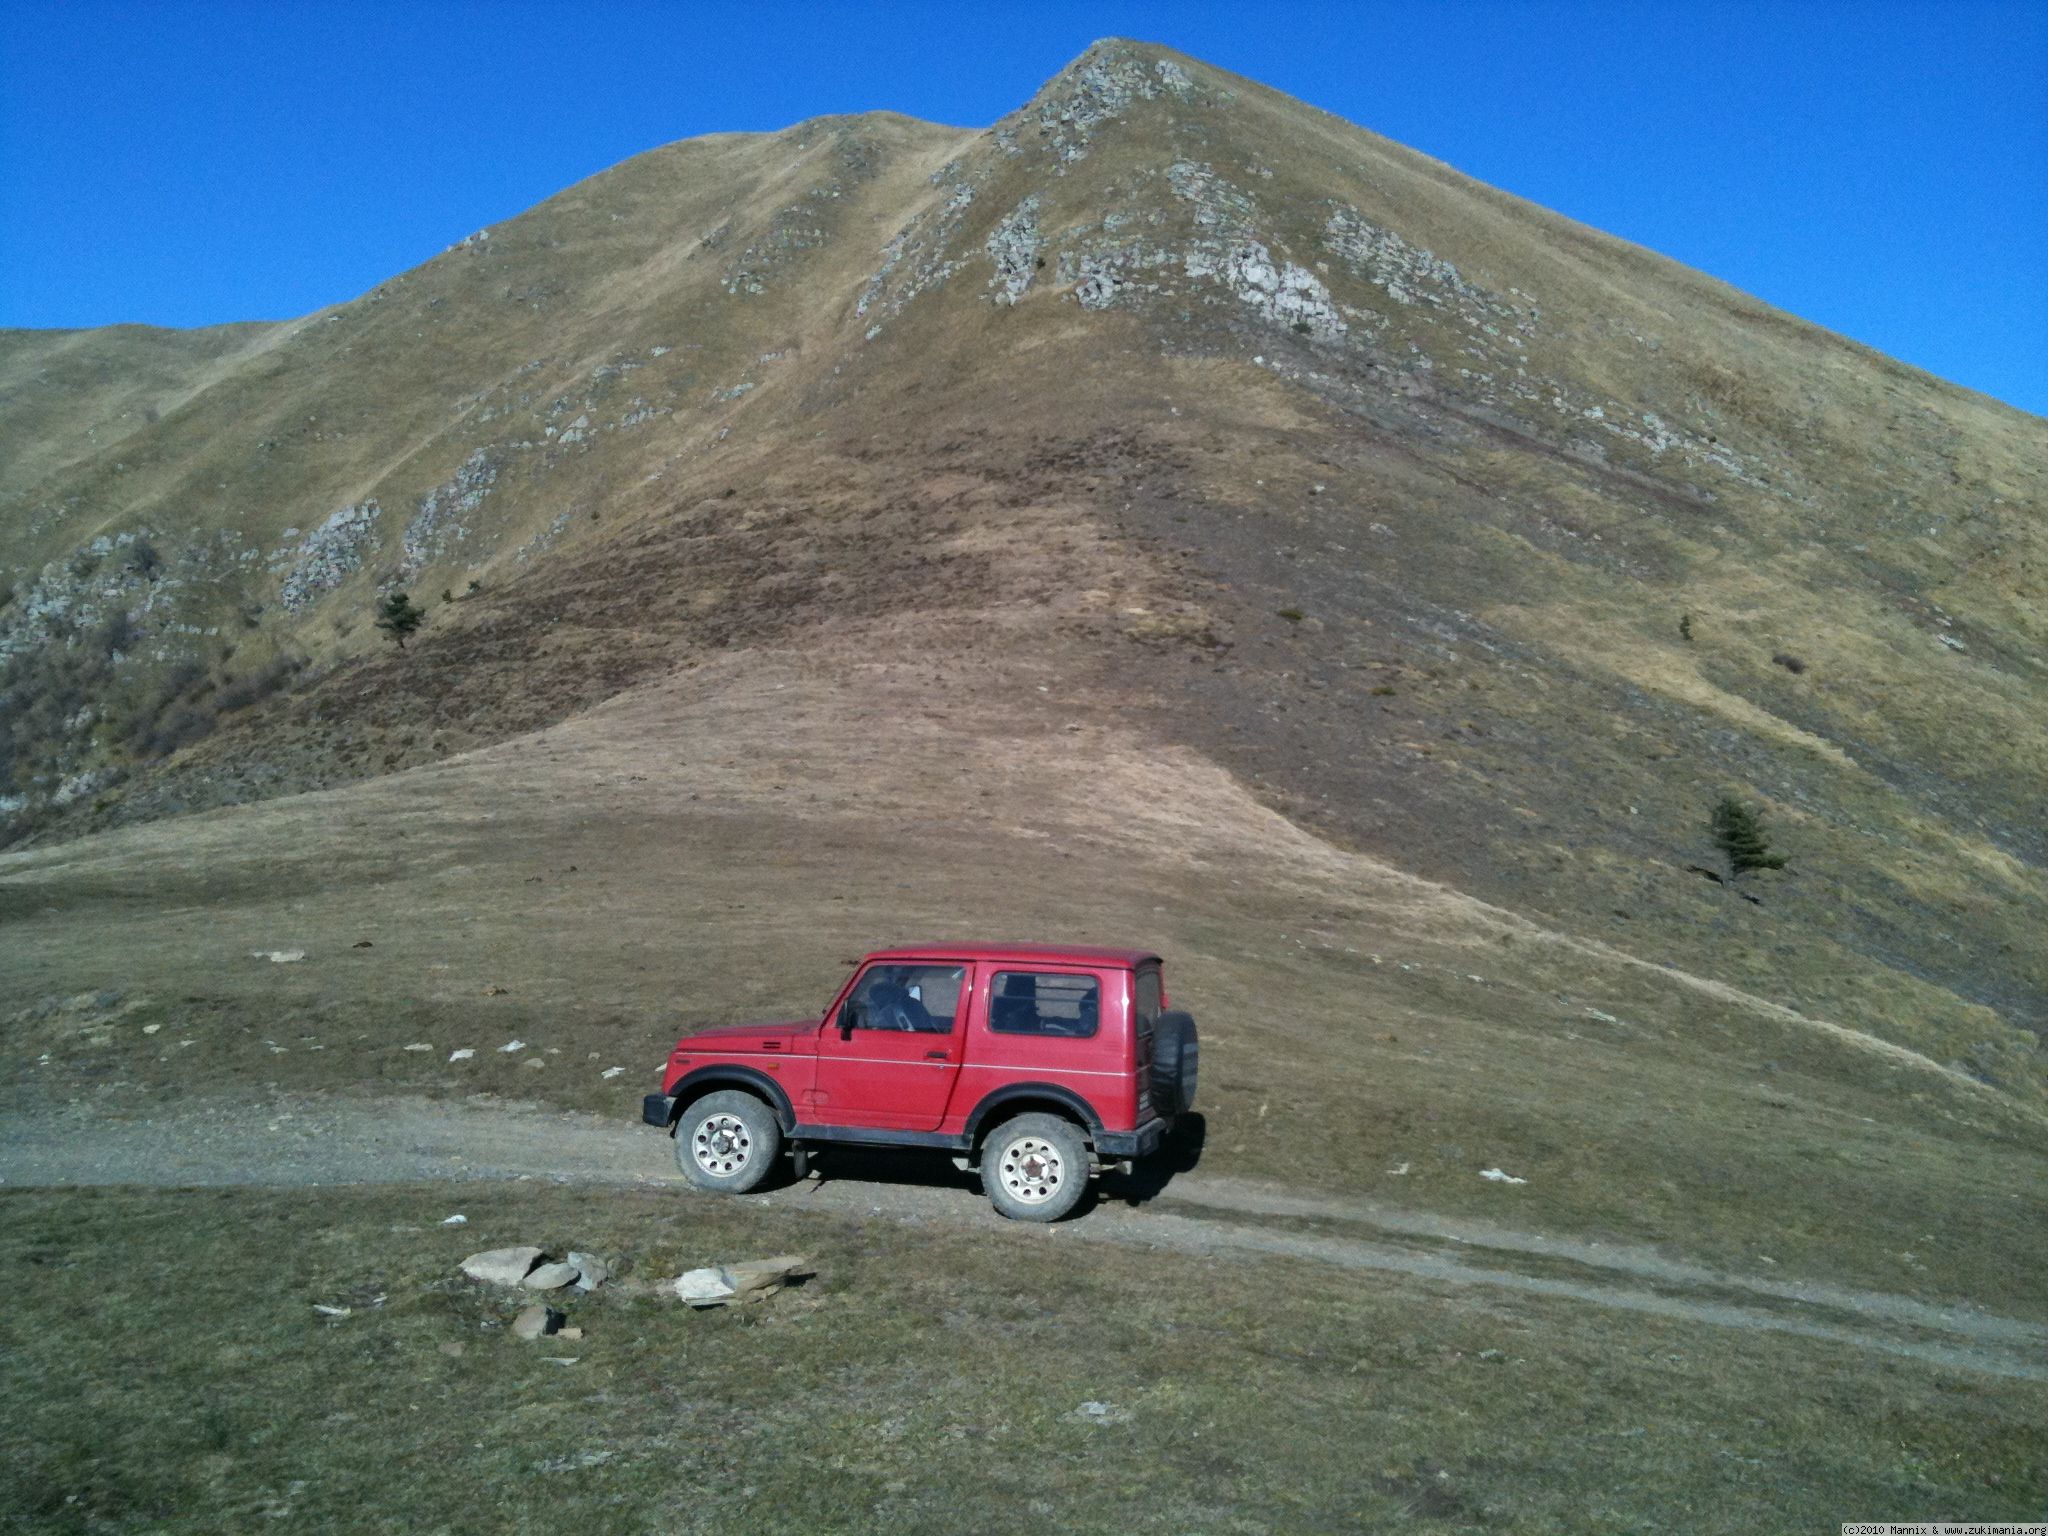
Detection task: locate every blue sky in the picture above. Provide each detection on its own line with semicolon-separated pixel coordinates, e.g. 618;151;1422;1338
2;1;2043;415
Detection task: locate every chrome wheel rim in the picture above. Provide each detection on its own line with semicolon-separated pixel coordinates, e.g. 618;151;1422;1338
998;1136;1065;1205
692;1113;753;1178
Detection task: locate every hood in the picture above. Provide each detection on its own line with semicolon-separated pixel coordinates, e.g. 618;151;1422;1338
672;1019;817;1054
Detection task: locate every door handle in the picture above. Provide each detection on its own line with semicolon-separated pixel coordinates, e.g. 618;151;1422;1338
924;1050;949;1061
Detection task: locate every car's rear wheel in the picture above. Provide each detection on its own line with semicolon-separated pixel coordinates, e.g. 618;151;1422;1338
675;1090;781;1194
982;1113;1089;1222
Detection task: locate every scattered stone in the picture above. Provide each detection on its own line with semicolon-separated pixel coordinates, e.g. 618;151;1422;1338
353;940;374;948
252;950;306;964
541;1357;580;1366
675;1268;737;1307
566;1252;610;1291
312;1303;352;1318
143;1024;161;1035
448;1048;475;1062
1070;1401;1133;1426
498;1039;525;1054
511;1304;566;1341
441;1214;467;1226
676;1254;809;1307
523;1261;579;1291
461;1246;545;1285
402;1043;433;1052
600;1066;626;1080
537;1449;613;1473
726;1255;808;1297
1479;1168;1528;1185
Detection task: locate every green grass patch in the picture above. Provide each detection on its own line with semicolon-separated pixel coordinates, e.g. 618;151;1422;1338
2;1183;2043;1533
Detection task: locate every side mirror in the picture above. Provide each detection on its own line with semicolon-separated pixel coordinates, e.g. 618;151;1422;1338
837;1002;857;1039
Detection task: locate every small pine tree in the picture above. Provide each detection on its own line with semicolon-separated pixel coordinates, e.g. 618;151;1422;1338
1712;796;1786;878
374;590;426;650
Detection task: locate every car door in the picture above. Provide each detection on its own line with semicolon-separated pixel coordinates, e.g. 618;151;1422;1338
810;961;970;1131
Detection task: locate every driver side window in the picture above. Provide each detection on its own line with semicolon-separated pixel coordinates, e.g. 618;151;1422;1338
843;965;964;1034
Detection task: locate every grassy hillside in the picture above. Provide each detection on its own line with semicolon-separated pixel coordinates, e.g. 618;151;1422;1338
6;41;2037;1095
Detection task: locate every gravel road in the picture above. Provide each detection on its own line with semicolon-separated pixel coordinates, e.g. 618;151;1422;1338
5;1090;2043;1381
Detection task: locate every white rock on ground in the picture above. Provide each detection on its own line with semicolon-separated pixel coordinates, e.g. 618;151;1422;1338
522;1261;579;1290
566;1252;610;1290
448;1048;475;1062
674;1268;737;1306
498;1039;525;1054
461;1246;545;1285
1479;1168;1528;1185
1070;1401;1134;1426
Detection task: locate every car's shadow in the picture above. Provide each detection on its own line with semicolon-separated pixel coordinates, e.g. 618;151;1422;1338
786;1113;1206;1216
1099;1112;1205;1207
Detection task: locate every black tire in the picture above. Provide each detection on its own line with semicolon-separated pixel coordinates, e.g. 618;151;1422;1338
981;1113;1090;1223
675;1090;782;1194
1151;1011;1199;1116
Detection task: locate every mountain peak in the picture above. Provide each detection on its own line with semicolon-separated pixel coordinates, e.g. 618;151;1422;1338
1013;35;1205;130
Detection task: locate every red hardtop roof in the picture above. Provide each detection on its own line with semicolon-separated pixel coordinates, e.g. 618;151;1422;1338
862;942;1161;969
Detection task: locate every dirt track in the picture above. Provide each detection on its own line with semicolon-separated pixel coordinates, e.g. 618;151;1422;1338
4;1090;2042;1382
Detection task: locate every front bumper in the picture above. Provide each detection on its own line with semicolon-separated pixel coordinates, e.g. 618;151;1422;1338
1094;1116;1168;1159
642;1093;676;1129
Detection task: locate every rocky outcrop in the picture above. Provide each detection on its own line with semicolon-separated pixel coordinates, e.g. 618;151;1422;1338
280;501;382;611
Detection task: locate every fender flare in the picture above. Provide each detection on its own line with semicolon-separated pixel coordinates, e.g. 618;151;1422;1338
666;1065;797;1133
962;1082;1105;1145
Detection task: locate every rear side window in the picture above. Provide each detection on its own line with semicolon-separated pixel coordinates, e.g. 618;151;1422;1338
1134;965;1162;1030
989;972;1100;1037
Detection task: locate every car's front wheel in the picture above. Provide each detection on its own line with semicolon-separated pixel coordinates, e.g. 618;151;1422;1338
675;1090;782;1194
981;1113;1090;1222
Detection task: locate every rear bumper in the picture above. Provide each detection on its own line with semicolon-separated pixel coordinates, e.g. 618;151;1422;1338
642;1093;676;1129
1094;1117;1167;1159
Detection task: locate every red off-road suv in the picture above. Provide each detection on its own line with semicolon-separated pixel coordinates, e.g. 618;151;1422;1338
643;944;1198;1221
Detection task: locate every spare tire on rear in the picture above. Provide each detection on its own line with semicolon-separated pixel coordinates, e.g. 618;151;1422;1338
1151;1011;1199;1116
